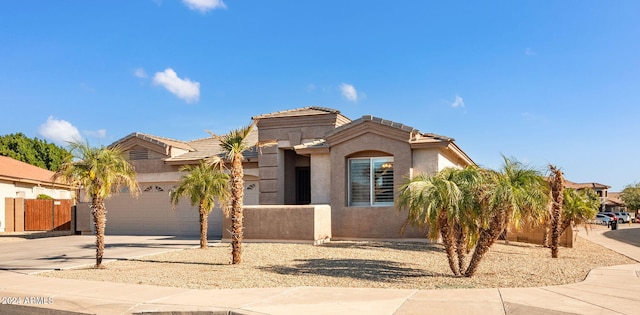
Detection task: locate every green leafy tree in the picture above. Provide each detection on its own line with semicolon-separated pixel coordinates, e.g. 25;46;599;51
621;183;640;212
170;162;229;249
0;133;70;171
54;141;139;268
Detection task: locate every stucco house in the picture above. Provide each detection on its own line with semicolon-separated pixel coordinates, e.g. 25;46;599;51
100;107;474;241
0;156;74;232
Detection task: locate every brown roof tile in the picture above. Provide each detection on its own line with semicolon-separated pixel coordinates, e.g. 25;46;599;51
564;179;611;190
0;155;60;184
252;106;341;119
111;132;194;151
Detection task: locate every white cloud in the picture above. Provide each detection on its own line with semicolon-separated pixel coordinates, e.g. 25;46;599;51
525;48;536;56
451;95;465;108
84;129;107;139
182;0;226;13
153;68;200;103
38;116;82;144
134;67;148;78
340;83;358;102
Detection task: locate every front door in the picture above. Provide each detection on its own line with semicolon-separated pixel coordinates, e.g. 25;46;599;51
295;167;311;205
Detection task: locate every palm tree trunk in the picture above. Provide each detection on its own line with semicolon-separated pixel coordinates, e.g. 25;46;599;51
199;205;208;249
465;209;506;277
454;223;467;274
438;212;460;276
542;224;550;248
231;154;244;264
558;218;572;242
549;165;564;258
92;196;106;268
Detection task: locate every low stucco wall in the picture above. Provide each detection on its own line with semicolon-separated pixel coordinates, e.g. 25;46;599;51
331;206;426;239
223;205;331;244
507;225;574;248
75;203;93;235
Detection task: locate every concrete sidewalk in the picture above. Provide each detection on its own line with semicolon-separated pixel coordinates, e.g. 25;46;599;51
1;226;639;315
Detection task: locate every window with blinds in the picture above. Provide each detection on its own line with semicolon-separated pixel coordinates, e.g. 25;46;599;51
348;157;394;206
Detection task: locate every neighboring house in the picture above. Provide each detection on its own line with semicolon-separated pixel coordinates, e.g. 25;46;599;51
510;179;613;247
604;192;626;213
104;106;474;240
0;156;74;232
564;180;611;212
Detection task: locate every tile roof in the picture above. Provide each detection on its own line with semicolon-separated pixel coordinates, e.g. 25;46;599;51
0;155;62;185
564;180;611;190
325;115;454;143
165;129;260;162
293;139;328;150
252;106;341;119
325;115;418;137
606;192;624;205
110;133;194;151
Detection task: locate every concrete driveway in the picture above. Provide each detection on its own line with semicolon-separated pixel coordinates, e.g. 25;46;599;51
0;235;202;275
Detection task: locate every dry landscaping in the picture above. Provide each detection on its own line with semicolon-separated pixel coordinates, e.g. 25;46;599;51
39;233;636;290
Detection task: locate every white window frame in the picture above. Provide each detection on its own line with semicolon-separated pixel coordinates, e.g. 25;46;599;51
348;157;394;207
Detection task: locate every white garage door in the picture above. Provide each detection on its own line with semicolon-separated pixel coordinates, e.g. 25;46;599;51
104;182;223;237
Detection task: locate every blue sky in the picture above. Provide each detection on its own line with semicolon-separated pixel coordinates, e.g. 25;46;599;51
1;0;639;191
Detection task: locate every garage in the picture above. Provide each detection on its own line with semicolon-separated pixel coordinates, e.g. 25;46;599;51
99;179;260;238
103;182;224;238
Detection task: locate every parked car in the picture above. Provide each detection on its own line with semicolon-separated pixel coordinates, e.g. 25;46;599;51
598;212;618;223
613;212;631;223
594;214;614;226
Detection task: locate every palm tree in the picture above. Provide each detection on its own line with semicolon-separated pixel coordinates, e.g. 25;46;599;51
548;165;564;258
464;157;548;276
54;141;138;268
170;161;229;249
398;166;484;276
560;188;599;237
207;122;257;264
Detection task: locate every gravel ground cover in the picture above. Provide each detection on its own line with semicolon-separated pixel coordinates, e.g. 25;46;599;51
39;234;636;290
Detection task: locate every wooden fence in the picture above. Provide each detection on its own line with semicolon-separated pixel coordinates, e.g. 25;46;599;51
23;199;72;231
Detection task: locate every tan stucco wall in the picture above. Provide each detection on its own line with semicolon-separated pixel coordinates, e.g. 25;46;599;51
223;204;331;244
257;114;341;205
438;151;461;170
311;153;331;204
507;225;574;248
411;148;440;176
75;202;93;234
329;132;424;238
129;159;179;173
